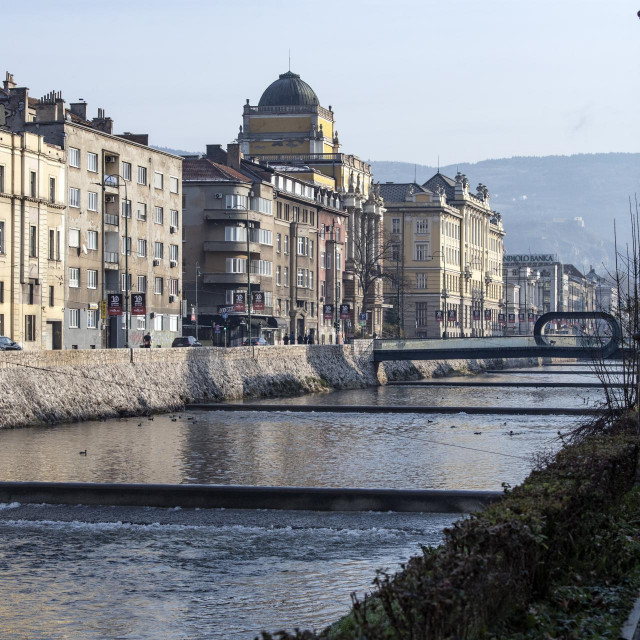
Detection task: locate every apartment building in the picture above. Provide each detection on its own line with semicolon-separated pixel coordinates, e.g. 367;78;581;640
0;72;182;348
0;130;65;349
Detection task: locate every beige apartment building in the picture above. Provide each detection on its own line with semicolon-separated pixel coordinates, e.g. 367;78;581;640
381;172;505;338
0;130;65;348
0;72;182;348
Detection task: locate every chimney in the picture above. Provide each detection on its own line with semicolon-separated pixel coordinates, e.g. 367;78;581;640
206;144;227;163
118;132;149;146
91;108;113;134
226;143;243;170
70;101;87;120
3;72;16;90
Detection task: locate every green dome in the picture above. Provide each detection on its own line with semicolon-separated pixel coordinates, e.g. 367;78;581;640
258;71;319;107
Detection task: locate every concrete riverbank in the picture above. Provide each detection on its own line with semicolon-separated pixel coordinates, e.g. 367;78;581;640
0;341;543;429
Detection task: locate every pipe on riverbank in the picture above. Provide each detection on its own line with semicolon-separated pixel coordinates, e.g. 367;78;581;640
0;481;501;513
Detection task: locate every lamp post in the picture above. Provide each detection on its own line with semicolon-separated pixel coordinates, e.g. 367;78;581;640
233;190;253;346
95;173;129;348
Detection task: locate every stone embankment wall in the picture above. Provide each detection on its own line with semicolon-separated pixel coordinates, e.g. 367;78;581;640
0;341;540;429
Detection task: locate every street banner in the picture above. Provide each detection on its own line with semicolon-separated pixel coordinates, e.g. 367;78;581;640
233;292;246;312
252;291;265;311
435;310;443;323
447;309;457;322
358;312;367;326
528;312;534;322
472;309;481;321
484;309;491;320
100;300;107;320
131;293;146;316
498;313;506;324
508;313;515;324
107;293;123;317
340;303;350;320
518;313;525;322
323;304;334;320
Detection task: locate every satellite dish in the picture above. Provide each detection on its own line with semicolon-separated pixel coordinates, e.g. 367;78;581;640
82;245;87;254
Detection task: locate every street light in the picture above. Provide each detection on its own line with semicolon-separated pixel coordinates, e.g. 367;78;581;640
232;190;254;346
95;173;129;347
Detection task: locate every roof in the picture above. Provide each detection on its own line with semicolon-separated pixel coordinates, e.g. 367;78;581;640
379;182;431;203
258;71;319;107
423;172;456;199
182;157;252;183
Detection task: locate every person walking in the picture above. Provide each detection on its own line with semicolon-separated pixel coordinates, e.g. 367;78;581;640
289;331;295;345
283;334;289;345
143;333;152;348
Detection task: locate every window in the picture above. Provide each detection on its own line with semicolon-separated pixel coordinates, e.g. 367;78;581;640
276;233;281;253
250;196;272;215
225;194;248;210
69;308;80;328
321;280;325;297
284;204;290;221
225;258;246;273
87;230;98;251
0;281;3;303
416;218;428;234
87;152;98;173
87;269;97;289
87;191;98;211
0;221;3;253
122;199;132;218
122;236;131;255
336;229;341;242
169;244;179;262
154;314;163;331
49;177;56;203
154;242;163;259
136;316;146;331
154;277;163;295
415;243;429;261
416;302;428;326
284;235;289;254
27;283;34;305
284;266;289;287
121;273;132;292
250;260;272;276
69;228;80;248
122;162;131;181
49;229;55;259
416;273;428;289
69;187;80;208
137;202;147;221
276;265;281;286
154;206;163;224
297;237;308;256
69;147;80;168
154;172;163;189
29;225;37;257
170;278;179;296
293;206;300;222
309;239;314;258
69;268;79;288
138;239;147;257
336;250;342;271
138;275;147;292
392;244;400;262
49;286;54;307
391;218;401;234
310;211;315;227
137;166;147;185
25;315;36;341
87;309;98;328
170;209;179;227
276;202;282;219
170;176;179;194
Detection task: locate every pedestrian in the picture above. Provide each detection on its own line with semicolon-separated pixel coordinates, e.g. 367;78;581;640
303;334;309;344
289;331;295;345
297;334;303;344
143;332;152;348
308;334;314;345
283;334;289;345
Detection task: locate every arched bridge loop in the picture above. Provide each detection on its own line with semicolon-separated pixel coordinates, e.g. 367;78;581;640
373;312;622;362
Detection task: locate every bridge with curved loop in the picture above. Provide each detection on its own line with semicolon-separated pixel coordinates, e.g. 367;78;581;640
372;312;622;362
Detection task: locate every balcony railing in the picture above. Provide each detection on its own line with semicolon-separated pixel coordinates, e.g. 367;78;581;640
104;213;118;226
104;251;119;264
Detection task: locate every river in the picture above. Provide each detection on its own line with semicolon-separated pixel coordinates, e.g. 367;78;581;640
0;363;607;639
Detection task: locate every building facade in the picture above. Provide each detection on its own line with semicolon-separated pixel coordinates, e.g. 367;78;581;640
381;172;505;338
0;130;65;349
1;72;182;348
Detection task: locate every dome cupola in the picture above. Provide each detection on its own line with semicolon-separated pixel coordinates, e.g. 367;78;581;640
258;71;319;107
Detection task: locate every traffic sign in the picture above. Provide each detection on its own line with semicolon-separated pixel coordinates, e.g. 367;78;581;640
222;312;228;321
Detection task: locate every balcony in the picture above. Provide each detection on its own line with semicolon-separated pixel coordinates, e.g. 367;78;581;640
204;209;263;224
104;213;119;227
203;273;261;285
204;240;261;254
104;252;119;269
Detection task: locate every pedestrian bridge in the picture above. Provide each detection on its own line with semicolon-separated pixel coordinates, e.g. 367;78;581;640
373;312;622;362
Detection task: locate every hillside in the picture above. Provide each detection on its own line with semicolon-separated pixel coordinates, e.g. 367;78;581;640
370;154;640;272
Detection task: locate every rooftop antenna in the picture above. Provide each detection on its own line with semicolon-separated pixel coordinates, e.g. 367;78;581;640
438;155;440;172
414;163;417;183
288;49;291;71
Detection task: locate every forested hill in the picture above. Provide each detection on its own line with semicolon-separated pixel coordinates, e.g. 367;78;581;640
370;154;640;272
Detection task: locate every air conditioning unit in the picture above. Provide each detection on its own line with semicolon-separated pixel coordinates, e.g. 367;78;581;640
105;195;116;203
153;259;161;266
169;226;177;234
215;193;223;199
170;260;177;268
105;156;117;164
169;295;177;303
319;296;324;302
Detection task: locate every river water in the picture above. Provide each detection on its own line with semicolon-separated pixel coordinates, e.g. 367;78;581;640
0;364;606;639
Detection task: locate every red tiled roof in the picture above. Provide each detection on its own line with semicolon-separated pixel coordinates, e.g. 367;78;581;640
182;157;251;182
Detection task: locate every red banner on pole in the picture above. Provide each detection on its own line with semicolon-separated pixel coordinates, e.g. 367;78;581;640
131;293;146;316
233;292;246;312
107;293;123;317
252;291;265;311
323;304;334;320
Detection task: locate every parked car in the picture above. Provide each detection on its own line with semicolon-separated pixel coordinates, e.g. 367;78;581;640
243;337;268;346
0;336;21;351
171;336;202;347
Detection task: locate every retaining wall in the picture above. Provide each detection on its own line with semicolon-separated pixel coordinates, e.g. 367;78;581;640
0;342;542;429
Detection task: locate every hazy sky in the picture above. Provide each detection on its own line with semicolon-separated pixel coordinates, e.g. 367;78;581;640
4;0;640;165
